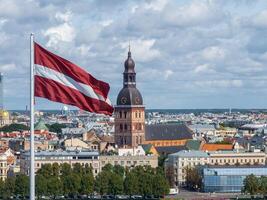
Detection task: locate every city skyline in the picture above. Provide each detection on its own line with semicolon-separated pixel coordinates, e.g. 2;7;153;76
1;0;267;109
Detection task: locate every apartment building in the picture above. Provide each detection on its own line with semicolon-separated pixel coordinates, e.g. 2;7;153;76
20;150;158;177
165;150;266;186
20;150;100;176
209;151;266;166
0;153;7;180
165;150;209;186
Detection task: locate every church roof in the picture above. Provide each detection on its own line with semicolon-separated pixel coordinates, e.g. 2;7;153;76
34;119;49;131
117;86;143;106
145;124;193;141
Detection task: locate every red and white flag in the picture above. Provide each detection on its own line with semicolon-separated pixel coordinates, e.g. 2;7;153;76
34;42;114;115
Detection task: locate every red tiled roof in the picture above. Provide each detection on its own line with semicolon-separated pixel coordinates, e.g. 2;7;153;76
201;144;233;151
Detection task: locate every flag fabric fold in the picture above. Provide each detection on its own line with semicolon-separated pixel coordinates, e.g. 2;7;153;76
34;42;114;115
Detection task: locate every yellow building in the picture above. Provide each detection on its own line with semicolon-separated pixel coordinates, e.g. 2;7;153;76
0;109;10;127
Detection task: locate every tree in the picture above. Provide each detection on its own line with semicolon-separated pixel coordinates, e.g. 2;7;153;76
47;177;62;198
36;174;48;198
94;171;110;195
259;176;267;194
0;179;5;197
0;123;29;132
4;177;15;198
72;163;83;175
80;173;94;195
185;166;202;190
152;171;170;196
113;165;125;178
52;163;60;177
37;164;52;178
165;166;175;187
15;174;29;197
124;171;139;195
61;163;72;177
108;173;124;195
62;174;81;195
243;174;259;195
46;123;67;134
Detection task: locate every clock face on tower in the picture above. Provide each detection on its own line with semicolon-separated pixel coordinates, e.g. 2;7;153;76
121;97;127;104
135;97;140;104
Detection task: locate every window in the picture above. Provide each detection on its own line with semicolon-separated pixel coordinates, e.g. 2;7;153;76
135;112;138;118
120;124;123;132
124;124;127;131
139;112;141;118
124;111;127;118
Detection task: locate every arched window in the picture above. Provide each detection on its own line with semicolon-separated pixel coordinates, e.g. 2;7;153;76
135;112;138;118
119;111;122;118
139;112;141;118
124;124;127;131
124;111;127;118
120;124;123;132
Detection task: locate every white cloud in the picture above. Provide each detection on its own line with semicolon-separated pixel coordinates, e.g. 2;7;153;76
251;9;267;28
55;11;72;22
43;23;76;47
144;0;168;11
120;39;160;62
195;80;243;88
100;19;113;27
202;46;226;61
164;69;173;80
194;64;215;74
0;63;16;72
163;1;224;27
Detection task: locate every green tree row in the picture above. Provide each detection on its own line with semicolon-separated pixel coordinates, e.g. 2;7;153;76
243;174;267;195
0;163;169;198
0;123;29;132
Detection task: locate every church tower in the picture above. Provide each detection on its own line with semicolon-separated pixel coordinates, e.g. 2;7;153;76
114;48;145;147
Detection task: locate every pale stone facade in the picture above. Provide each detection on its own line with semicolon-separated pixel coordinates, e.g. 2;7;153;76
20;150;158;177
99;155;158;171
209;151;266;166
0;154;7;180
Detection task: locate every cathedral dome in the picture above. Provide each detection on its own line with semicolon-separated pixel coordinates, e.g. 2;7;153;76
117;87;143;106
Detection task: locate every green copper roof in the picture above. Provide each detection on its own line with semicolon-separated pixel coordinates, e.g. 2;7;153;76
35;119;49;131
185;139;201;150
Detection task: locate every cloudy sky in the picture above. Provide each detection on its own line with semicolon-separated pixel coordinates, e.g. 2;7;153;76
1;0;267;110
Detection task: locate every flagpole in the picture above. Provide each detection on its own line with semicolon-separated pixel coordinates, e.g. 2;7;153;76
30;33;35;200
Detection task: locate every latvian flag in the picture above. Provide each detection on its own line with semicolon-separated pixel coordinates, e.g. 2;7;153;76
34;42;114;116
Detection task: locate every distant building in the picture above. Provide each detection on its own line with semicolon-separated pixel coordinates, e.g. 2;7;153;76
209;151;266;166
202;165;267;193
20;149;158;177
0;153;7;180
20;150;100;176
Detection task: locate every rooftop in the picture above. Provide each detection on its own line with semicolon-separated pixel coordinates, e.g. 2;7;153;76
145;123;193;141
169;150;209;158
21;150;99;157
201;143;233;151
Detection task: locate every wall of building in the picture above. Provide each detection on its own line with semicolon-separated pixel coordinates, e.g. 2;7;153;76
0;154;7;180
